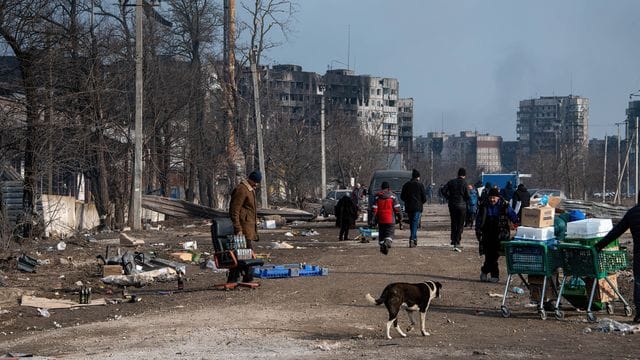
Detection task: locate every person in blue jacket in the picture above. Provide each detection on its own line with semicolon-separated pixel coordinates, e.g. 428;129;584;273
475;188;519;283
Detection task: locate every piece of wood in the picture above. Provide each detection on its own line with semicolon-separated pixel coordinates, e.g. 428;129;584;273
21;295;106;309
120;232;145;246
171;252;193;262
103;265;123;277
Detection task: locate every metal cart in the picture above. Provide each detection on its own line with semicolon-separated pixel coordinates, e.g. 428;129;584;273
554;243;631;322
501;240;561;320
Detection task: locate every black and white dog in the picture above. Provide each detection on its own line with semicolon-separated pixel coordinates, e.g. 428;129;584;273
365;281;442;339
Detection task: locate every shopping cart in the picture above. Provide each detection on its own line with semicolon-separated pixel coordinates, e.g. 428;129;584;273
501;240;562;320
554;243;631;322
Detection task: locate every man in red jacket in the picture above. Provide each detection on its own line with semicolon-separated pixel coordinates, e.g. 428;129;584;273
372;181;401;255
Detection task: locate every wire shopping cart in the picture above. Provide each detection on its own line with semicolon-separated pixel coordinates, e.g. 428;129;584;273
501;240;562;320
554;243;631;322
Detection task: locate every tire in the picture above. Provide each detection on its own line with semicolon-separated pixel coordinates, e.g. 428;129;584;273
624;306;633;317
554;309;564;320
606;303;614;315
539;309;547;320
501;305;511;318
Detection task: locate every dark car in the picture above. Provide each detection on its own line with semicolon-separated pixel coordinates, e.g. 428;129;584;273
367;170;413;225
320;189;352;216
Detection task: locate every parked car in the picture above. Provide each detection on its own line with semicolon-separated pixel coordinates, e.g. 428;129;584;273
320;189;352;216
530;189;567;202
367;170;413;225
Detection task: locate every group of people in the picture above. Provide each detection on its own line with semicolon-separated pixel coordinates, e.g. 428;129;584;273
229;169;640;324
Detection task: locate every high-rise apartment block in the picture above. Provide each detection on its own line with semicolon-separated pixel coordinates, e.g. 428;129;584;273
241;65;412;154
517;95;589;155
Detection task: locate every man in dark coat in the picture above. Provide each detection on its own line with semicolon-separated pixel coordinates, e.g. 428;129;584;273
335;195;358;241
442;168;470;252
511;183;531;223
401;169;427;248
475;188;518;283
500;180;515;203
595;203;640;322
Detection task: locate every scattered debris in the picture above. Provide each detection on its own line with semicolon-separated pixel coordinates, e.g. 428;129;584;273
170;252;194;262
53;321;62;328
17;254;38;273
271;241;295;249
0;310;9;315
36;308;50;317
150;257;187;275
56;241;67;251
182;241;197;250
593;318;640;334
120;233;145;246
301;229;319;236
488;293;503;298
22;295;106;309
101;267;178;286
314;341;341;351
284;232;294;237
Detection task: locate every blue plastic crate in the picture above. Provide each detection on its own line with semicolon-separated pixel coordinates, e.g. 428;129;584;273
252;264;328;279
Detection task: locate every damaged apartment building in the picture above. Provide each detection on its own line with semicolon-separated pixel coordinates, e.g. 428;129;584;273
239;65;414;166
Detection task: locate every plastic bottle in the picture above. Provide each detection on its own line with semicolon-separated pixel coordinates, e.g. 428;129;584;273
539;195;549;206
512;287;525;295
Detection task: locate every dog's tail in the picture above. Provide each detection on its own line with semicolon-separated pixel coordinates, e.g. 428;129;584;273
365;293;383;305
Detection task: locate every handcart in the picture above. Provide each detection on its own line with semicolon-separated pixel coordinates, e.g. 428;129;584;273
501;240;561;320
554;243;631;322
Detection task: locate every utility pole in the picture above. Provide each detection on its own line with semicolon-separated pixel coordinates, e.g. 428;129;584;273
250;47;267;208
633;116;640;204
319;84;327;199
602;135;607;203
129;0;144;230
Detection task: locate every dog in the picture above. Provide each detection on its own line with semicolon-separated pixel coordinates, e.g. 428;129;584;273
365;280;442;339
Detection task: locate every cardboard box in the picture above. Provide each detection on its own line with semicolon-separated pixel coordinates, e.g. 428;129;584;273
102;265;123;277
586;274;619;303
521;206;555;228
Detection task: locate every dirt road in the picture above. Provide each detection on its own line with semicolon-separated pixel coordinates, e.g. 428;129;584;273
1;204;639;359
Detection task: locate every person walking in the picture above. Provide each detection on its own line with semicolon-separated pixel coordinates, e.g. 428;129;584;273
595;202;640;323
500;180;515;204
466;183;479;228
335;194;358;241
475;188;519;283
441;168;470;252
401;169;427;248
372;181;401;255
228;170;261;283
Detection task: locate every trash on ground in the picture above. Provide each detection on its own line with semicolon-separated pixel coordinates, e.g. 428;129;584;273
17;254;38;273
301;229;319;236
271;241;295;249
37;308;50;317
593;318;640;334
284;232;294;237
101;267;178;286
488;293;503;298
170;252;195;262
56;241;66;251
182;241;197;250
21;295;106;309
120;232;145;246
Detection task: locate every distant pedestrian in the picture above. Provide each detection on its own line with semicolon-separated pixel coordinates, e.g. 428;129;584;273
441;168;470;252
475;188;518;283
335;195;358;241
466;184;479;228
372;181;401;255
401;169;427;248
351;183;363;207
479;182;492;207
511;183;531;223
426;183;434;204
500;181;515;203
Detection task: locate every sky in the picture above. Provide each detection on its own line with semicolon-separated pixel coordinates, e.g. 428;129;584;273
265;0;640;141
